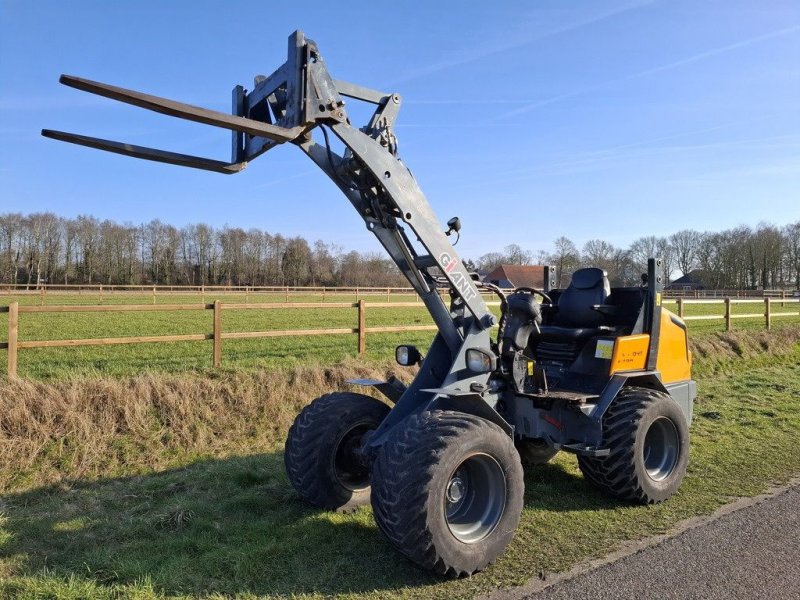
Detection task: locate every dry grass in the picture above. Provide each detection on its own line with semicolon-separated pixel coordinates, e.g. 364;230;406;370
3;327;799;493
0;359;409;491
690;325;800;375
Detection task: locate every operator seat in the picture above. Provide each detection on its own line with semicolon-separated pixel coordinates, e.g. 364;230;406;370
534;268;613;343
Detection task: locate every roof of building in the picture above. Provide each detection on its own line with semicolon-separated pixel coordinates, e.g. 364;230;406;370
667;270;707;288
483;264;546;289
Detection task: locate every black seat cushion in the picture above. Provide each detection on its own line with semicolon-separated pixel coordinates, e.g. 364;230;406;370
555;267;610;328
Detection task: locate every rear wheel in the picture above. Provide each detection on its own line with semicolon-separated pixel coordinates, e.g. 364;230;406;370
515;438;559;466
284;392;390;512
371;410;524;576
578;386;689;504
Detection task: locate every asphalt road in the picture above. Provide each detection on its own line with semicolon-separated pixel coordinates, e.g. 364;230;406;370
524;483;800;600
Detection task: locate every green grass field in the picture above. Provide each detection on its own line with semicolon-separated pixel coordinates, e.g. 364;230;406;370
0;291;438;379
1;337;799;600
1;289;799;599
1;291;798;379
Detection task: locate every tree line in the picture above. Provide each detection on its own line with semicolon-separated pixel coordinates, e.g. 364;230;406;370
470;221;800;290
0;214;407;287
1;213;798;289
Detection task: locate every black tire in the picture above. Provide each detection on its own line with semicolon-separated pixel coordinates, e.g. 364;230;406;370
284;392;390;512
371;410;524;577
578;386;690;504
515;438;559;466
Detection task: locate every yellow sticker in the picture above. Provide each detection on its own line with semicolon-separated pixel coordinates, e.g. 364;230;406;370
656;292;662;306
595;340;614;360
527;361;534;376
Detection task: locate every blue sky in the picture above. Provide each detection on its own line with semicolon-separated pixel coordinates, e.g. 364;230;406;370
1;0;798;258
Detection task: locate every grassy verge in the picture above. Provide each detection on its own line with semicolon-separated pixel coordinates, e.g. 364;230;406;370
1;329;799;599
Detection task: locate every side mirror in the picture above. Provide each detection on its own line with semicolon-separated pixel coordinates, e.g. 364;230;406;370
445;216;461;236
396;345;423;366
465;348;497;374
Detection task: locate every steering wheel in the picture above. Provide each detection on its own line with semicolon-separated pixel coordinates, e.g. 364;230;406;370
514;286;553;305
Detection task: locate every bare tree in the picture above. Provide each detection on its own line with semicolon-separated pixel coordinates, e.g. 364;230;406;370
476;252;507;274
784;221;800;289
670;230;700;277
545;237;580;287
0;214;22;283
281;237;312;286
628;235;659;274
503;244;532;265
581;239;636;285
656;237;675;284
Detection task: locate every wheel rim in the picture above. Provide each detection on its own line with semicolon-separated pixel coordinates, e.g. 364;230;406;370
332;422;373;491
444;453;506;544
643;417;680;482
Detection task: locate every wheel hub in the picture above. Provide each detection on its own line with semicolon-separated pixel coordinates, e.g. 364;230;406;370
447;476;466;504
444;453;506;544
643;416;680;482
332;423;374;491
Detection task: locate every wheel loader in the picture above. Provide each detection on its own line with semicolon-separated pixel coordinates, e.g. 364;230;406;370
43;30;696;577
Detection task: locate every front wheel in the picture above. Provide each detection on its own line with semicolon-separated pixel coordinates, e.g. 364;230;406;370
284;392;390;512
371;410;524;576
578;386;690;504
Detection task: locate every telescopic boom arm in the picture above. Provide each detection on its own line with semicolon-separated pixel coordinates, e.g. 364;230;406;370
42;30;495;356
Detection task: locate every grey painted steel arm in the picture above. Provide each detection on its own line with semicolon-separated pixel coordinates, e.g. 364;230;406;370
41;29;495;355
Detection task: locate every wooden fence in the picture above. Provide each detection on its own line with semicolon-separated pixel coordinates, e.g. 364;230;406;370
0;284;417;294
2;297;799;379
0;300;455;379
666;297;800;331
3;283;797;299
0;284;501;306
664;289;798;299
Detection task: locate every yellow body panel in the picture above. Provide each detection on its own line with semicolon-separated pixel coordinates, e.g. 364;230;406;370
610;334;649;373
656;309;692;383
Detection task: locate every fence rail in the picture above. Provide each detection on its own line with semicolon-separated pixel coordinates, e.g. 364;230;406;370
0;299;470;378
666;297;800;331
3;283;797;296
0;284;417;292
2;296;799;379
0;283;503;306
663;289;798;299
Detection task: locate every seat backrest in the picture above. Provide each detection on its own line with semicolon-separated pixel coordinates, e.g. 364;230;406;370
556;268;610;328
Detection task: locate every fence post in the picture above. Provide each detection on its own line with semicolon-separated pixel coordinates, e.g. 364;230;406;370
677;297;684;319
213;300;222;367
99;284;103;304
322;287;326;302
765;297;771;330
725;297;732;332
152;286;157;305
39;287;45;306
358;299;366;356
7;302;18;378
781;290;786;308
285;286;289;303
387;287;390;302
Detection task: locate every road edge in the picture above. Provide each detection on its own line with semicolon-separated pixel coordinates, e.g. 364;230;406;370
483;475;800;600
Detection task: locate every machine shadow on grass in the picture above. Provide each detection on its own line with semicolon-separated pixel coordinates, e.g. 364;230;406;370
0;452;609;597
